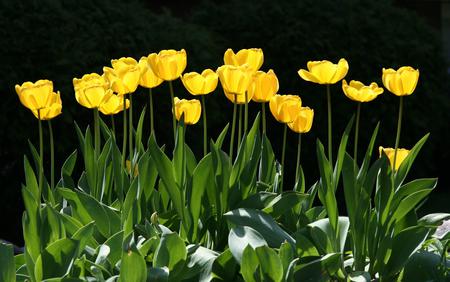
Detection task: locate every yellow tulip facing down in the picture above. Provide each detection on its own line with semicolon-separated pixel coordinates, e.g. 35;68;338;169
73;73;113;109
342;80;384;102
15;79;55;110
224;48;264;72
103;57;140;95
382;66;419;97
379;146;410;170
298;59;349;85
173;97;201;125
288;107;314;134
147;49;187;81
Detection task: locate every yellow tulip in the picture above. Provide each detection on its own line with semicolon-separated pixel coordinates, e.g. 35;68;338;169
147;49;187;81
224;89;254;104
382;66;419;96
15;79;54;110
379;146;410;170
224;48;264;71
217;64;253;96
342;80;384;102
31;91;62;120
298;58;349;84
182;69;218;95
173;97;201;125
103;57;140;95
249;69;279;102
288;107;314;133
73;73;113;108
99;94;130;115
269;94;302;123
138;56;164;88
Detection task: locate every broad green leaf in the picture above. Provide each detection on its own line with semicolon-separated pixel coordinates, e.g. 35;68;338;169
103;230;124;267
259;134;276;185
184;245;219;282
237;191;277;210
391;189;433;223
348;271;371;282
403;251;445;281
262;191;308;218
148;267;169;282
72;222;97;255
0;243;15;282
224;208;295;247
59;150;77;189
21;187;40;262
135;107;147;154
118;234;147;282
279;241;294;277
240;245;258;282
293;253;341;281
23;156;39;200
34;238;78;280
255;245;283;282
173;119;186;188
214;123;229;149
418;213;450;227
211;249;238;281
228;226;267;263
333;115;354;186
392;178;437;208
308;217;349;254
154;232;187;278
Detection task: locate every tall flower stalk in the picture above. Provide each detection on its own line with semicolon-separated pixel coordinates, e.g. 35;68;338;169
393;97;404;171
168;81;176;139
201;96;208;156
38;110;44;194
229;94;238;162
149;88;155;135
48;120;55;190
326;84;333;163
354;102;361;170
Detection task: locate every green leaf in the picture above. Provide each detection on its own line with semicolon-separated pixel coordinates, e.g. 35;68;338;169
333;115;354;187
224;208;295;247
211;249;238;281
255;245;283;282
148;267;169;282
214;123;230;149
240;245;258;282
279;241;294;278
184;245;218;282
293;253;341;281
308;217;349;254
259;134;276;185
392;178;437;208
0;243;15;282
173;118;186;188
391;189;433;223
348;271;371;282
34;238;79;280
59;150;77;189
135;107;147;154
384;225;430;277
262;191;308;218
103;230;124;267
154;232;187;278
228;226;267;263
418;213;450;227
403;251;445;281
118;234;147;282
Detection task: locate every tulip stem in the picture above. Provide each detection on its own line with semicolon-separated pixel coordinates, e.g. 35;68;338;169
94;108;100;159
354;102;361;173
48;120;55;191
129;94;133;176
149;88;155;136
326;84;333;164
238;105;242;149
38;110;43;197
168;81;176;141
262;103;266;135
244;92;248;135
111;115;116;138
201;95;208;156
393;96;404;172
229;94;237;162
281;124;287;191
122;95;127;169
295;133;302;187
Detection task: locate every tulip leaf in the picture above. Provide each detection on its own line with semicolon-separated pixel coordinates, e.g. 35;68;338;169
58;150;77;189
173;118;186;188
262;191;308;218
118;234;147;282
0;243;15;282
135;107;147;154
214;123;229;149
240;245;258;282
260;134;276;186
391;189;433;223
292;253;341;281
255;245;284;282
392;178;437;208
418;213;450;227
183;245;218;282
154;232;187;279
308;216;349;254
228;225;267;263
333;115;354;187
211;249;238;281
148;267;169;282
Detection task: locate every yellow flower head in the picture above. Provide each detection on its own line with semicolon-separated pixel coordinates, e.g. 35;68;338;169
298;58;349;84
147;49;187;81
99;94;130;115
342;80;384;102
181;69;218;95
288;107;314;133
138;56;164;89
269;94;302;123
15;79;54;110
103;57;140;95
248;69;279;103
31;91;62;120
224;89;254;105
379;146;410;170
382;66;419;96
224;48;264;71
173;97;202;125
217;64;253;96
73;73;113;109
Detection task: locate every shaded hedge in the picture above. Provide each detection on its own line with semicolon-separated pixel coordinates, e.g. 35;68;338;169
0;0;448;244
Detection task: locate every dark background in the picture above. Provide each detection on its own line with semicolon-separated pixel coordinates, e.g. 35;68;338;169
1;0;449;245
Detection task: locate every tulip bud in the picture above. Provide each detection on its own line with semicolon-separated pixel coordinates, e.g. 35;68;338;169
150;212;159;225
288;107;314;133
249;69;279;103
379;146;410;170
382;66;419;96
173;97;202;125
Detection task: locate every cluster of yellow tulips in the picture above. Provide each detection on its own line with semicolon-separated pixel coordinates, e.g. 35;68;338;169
14;47;420;193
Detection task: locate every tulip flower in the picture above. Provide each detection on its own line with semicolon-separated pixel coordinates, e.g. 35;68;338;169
182;69;218;155
15;79;54;111
342;80;384;103
103;57;140;95
99;94;130;116
248;69;279;134
379;146;410;170
298;58;349;163
217;64;253;96
31;91;62;120
73;73;113;109
288;106;314;190
173;97;201;125
147;49;187;81
382;66;419;97
224;48;264;72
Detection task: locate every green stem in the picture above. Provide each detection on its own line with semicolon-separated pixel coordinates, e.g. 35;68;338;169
48;120;54;191
354;102;361;173
94;108;100;159
149;88;154;136
244;91;248;135
111;115;116;138
262;103;266;135
129;94;133;168
295;133;302;185
281;124;287;191
168;81;176;140
229;94;237;162
201;95;208;156
121;95;127;168
326;84;333;164
38;110;43;197
238;105;242;149
393;96;404;172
